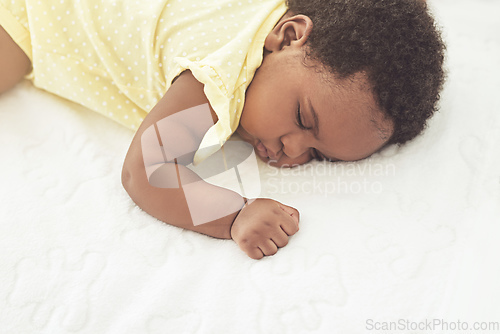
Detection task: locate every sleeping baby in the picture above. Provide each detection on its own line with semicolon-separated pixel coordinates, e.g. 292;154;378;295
0;0;445;259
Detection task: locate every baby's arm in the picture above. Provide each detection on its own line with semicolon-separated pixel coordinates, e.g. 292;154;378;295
122;70;241;238
121;71;299;258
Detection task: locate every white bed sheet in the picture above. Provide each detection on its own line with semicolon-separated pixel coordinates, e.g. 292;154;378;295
1;0;499;333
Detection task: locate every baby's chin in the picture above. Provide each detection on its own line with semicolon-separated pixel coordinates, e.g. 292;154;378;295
256;152;273;164
263;155;310;169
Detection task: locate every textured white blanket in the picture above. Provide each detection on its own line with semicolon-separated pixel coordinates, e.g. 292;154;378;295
1;0;499;333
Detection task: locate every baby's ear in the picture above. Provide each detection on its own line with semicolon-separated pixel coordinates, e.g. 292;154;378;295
264;14;313;52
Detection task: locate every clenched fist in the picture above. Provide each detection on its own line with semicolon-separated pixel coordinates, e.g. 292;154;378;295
230;198;300;259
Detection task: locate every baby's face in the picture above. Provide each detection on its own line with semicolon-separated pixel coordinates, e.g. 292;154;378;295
237;47;394;167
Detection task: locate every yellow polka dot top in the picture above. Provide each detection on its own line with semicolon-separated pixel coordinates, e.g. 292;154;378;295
0;0;287;163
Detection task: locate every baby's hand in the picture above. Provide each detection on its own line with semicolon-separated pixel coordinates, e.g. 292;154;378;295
230;198;300;259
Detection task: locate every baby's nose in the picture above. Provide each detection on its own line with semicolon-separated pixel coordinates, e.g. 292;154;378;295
283;146;304;159
281;138;308;159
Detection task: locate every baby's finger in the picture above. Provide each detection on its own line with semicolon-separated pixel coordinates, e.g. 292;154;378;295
278;203;300;226
280;216;299;236
259;240;278;256
271;232;289;248
246;247;264;260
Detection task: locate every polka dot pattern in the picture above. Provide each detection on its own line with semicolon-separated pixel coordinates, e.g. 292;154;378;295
1;0;287;139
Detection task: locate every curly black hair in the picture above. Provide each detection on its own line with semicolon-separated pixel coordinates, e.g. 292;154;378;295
285;0;446;145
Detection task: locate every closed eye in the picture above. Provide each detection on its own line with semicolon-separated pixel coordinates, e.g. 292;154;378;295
296;104;312;130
